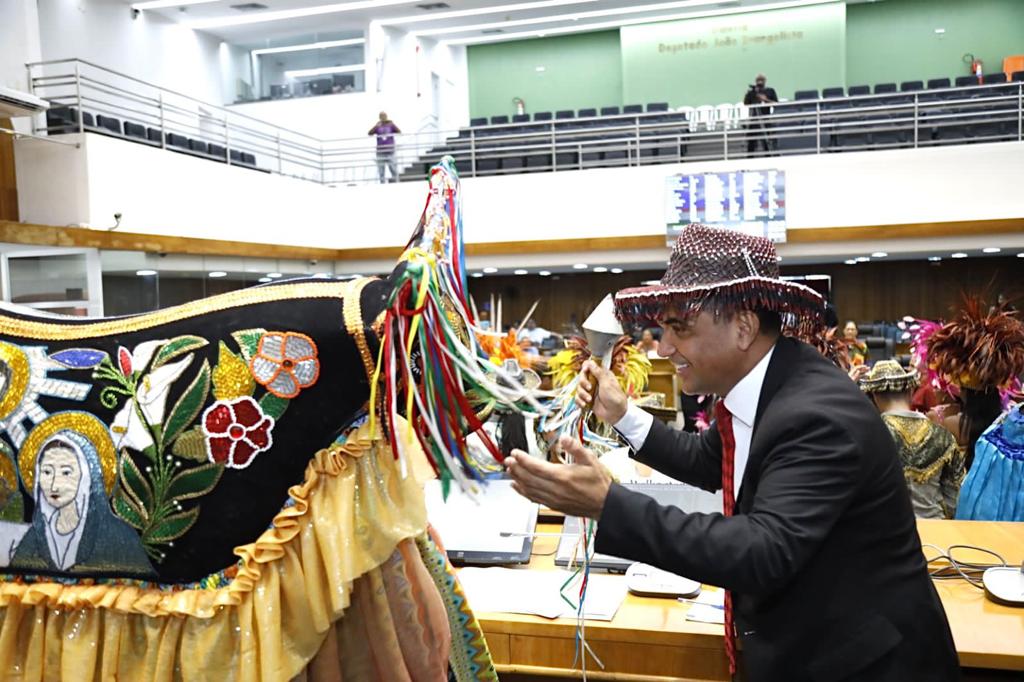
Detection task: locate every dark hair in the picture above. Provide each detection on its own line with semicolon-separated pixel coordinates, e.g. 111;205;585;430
959;387;1003;470
756;309;782;337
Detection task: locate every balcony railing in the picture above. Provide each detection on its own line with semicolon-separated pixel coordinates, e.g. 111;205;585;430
27;59;1024;186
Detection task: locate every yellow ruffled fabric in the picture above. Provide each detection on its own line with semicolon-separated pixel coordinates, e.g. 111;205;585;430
0;419;429;681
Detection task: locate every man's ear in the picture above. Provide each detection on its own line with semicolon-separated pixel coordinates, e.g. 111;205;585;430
734;310;760;352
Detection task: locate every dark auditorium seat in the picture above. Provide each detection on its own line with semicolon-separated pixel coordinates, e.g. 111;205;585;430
794;89;819;101
166;132;189;150
207;143;227;160
1013;71;1024;82
489;115;510;126
982;72;1007;84
954;75;979;88
848;85;870;97
469;117;488;128
623;104;643;114
927;78;951;90
900;80;924;92
46;107;94;134
241;152;256;167
646;102;669;112
599;106;621;117
188;139;209;155
873;83;897;94
533;111;553;122
230;149;244;164
123;121;147;141
147;127;162;144
511;114;531;124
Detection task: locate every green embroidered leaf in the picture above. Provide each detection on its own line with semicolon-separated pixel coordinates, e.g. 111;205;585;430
152;335;208;370
259;392;289;420
166;462;223;502
119;453;153;510
113;493;147;530
231;328;266;362
162;359;211;448
172;427;209;462
147;507;200;543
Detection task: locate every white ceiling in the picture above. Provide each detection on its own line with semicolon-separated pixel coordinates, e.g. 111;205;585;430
127;0;874;48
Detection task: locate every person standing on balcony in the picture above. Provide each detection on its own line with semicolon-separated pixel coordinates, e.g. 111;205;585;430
368;112;401;183
743;73;777;155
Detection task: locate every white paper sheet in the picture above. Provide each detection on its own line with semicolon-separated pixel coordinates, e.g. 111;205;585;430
425;479;537;555
457;567;628;621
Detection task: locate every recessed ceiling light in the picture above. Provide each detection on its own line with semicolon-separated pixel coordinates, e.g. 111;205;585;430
610;267;623;274
313;272;333;278
482;266;498;274
928;256;942;262
136;269;157;276
844;259;857;265
572;263;588;269
514;269;529;275
471;272;484;278
258;276;272;283
284;64;365;79
186;0;426;29
209;271;228;278
855;256;870;262
1017;253;1024;258
252;38;364;56
593;266;608;273
535;66;546;72
538;270;551;276
982;247;1001;253
934;28;945;34
951;252;968;259
267;272;282;278
871;252;888;258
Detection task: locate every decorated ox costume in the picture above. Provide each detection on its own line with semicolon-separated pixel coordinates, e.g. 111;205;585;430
0;159;509;680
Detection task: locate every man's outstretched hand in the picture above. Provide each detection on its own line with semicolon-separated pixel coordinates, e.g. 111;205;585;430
506;436;612;519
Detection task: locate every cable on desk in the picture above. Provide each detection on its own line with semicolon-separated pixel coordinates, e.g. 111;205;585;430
922;544;1007;590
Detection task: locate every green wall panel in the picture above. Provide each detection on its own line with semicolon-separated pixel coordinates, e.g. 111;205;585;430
467;30;622;120
846;0;1024;87
621;3;846;108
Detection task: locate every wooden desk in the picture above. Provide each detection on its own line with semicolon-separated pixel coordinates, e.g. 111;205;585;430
469;520;1024;680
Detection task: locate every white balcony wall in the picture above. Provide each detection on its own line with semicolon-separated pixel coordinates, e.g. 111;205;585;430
14;133;1024;268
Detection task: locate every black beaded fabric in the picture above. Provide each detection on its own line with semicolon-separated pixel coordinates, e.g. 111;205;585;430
614;223;825;334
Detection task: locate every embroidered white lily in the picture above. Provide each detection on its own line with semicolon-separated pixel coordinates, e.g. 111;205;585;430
110;340;194;452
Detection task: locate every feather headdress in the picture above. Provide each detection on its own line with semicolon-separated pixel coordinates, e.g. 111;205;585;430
926;296;1024;392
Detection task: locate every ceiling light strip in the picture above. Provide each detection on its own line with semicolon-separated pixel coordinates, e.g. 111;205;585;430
284;64;366;78
441;0;838;46
185;0;420;30
382;0;602;27
253;38;365;56
413;0;725;37
132;0;219;10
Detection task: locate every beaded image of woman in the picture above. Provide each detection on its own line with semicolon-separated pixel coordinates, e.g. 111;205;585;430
11;430;154;577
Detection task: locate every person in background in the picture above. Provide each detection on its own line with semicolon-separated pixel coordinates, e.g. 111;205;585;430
368;112;401;184
742;73;778;155
517;319;552;348
860;360;964;519
637;328;660;357
843;320;869;366
956;402;1024;521
477;309;491;331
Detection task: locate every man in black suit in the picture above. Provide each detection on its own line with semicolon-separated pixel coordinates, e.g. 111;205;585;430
506;224;959;681
743;73;777;155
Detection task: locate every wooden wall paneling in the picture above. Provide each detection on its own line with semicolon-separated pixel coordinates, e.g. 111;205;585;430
0;119;18;222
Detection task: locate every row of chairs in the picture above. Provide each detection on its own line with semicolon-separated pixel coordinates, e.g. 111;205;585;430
792;71;1024;105
46;107;259;168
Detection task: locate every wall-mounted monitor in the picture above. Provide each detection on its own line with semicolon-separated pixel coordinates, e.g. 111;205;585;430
665;169;786;244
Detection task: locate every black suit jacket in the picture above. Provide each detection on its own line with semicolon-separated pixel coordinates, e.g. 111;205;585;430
597;337;960;682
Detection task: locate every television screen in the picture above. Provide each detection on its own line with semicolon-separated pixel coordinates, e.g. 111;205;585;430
665;169;786;244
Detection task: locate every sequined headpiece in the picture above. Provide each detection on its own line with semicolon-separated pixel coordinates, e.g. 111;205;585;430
614;224;825;333
860;359;920;394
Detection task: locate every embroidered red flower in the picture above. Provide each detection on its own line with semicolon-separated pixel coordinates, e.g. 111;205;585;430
201;396;275;469
249;331;320;399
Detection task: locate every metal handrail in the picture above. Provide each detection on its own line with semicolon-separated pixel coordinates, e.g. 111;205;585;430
24;58;1024;185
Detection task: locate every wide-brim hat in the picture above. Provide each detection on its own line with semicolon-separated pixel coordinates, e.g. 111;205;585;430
614;224;825;333
860;359;920;394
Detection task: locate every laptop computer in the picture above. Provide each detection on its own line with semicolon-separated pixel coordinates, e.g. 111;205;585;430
555;482;718;573
426;478;538;566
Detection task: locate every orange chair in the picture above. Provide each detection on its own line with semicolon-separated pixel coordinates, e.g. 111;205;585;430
1003;55;1024;80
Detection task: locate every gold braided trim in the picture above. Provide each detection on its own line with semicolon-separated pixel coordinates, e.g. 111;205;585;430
342;277;378;385
0;418;426;618
903;449;954;485
0;280;359;340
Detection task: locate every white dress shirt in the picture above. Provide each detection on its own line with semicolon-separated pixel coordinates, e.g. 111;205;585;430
614;345;776;499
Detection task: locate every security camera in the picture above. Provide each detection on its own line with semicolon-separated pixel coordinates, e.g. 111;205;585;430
131;8;139;20
309;259;318;266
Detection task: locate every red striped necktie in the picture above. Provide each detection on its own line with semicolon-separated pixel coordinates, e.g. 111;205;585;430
714;400;738;676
